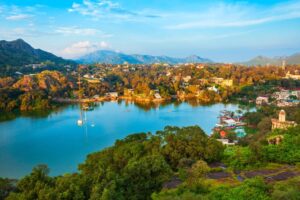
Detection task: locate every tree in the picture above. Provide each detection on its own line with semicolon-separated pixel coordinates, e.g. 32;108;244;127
158;126;224;169
187;160;210;185
6;165;55;200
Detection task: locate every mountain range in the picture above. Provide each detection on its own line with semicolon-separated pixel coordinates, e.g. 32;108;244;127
1;39;300;67
241;53;300;66
77;50;213;64
0;39;74;67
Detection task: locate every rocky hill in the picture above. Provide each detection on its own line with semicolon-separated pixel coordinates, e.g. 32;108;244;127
12;71;71;93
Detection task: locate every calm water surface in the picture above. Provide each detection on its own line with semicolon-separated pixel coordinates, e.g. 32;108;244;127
0;101;239;178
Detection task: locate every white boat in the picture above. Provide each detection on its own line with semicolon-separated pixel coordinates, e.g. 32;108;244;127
77;119;83;126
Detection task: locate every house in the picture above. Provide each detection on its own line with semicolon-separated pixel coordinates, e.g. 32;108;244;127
272;90;290;101
256;96;269;105
93;95;100;99
83;74;91;79
271;110;297;130
221;79;233;87
105;92;118;98
223;119;237;127
196;64;204;69
210;77;224;84
217;139;236;146
207;86;218;92
183;76;192;83
154;93;162;99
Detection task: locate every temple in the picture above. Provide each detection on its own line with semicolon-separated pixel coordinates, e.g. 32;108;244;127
271;110;297;130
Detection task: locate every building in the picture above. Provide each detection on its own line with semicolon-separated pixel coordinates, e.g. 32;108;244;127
210;77;224;84
285;71;300;80
272;90;290;101
183;76;192;83
221;79;233;87
256;96;269;105
216;139;236;146
207;86;218;92
154;93;162;99
105;92;118;98
271;110;297;130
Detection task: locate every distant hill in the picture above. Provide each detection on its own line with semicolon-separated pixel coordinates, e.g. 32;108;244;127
242;53;300;66
0;39;74;67
78;50;212;64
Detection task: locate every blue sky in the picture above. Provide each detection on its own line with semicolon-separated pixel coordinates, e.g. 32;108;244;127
0;0;300;62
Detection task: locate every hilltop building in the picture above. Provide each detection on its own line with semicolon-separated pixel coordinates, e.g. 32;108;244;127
271;110;297;130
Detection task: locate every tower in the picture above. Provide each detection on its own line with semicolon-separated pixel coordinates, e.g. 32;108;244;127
282;60;286;70
279;110;286;122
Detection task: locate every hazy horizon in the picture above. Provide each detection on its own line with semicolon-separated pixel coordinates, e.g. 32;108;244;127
1;0;300;62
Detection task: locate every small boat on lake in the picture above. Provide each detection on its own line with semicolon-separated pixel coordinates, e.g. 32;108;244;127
77;119;83;126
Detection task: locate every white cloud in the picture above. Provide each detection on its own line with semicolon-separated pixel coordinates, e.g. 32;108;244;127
61;41;110;58
55;26;113;38
0;27;53;38
69;0;122;19
166;1;300;29
56;27;99;36
6;14;32;21
68;0;161;21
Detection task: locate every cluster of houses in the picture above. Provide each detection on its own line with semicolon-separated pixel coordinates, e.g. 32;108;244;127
215;109;297;146
213;110;246;145
171;74;234;94
256;89;300;107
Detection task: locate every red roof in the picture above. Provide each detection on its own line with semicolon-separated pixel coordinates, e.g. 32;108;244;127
220;131;227;138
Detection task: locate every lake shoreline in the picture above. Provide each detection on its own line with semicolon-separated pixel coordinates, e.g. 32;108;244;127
0;102;243;178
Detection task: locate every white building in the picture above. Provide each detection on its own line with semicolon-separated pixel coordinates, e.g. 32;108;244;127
217;139;236;146
256;96;269;105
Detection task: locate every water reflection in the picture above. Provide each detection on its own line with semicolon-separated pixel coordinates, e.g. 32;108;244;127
0;101;245;178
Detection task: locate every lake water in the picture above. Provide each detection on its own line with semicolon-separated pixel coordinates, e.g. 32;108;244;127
0;101;239;178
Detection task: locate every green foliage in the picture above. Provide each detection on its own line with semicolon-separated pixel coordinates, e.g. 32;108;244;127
0;178;16;200
271;177;300;200
262;126;300;164
186;160;210;185
158;126;225;169
207;177;270;200
223;146;260;170
6;165;55;200
79;131;173;200
154;177;271;200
